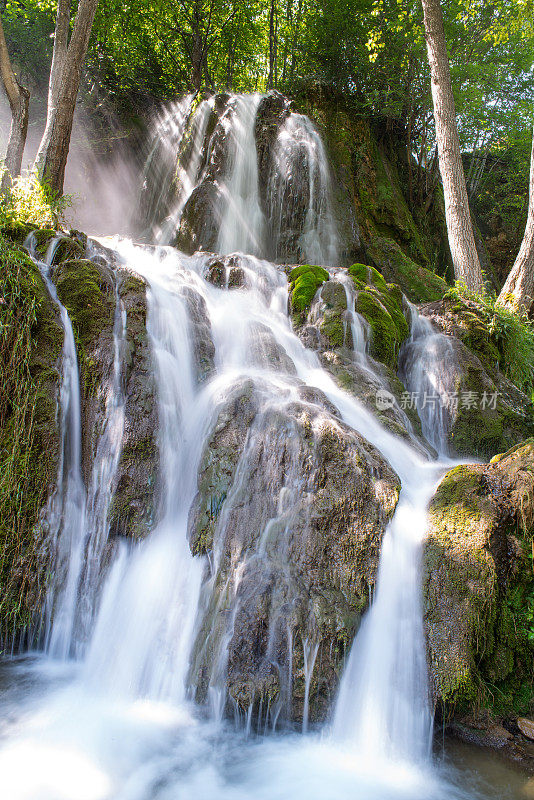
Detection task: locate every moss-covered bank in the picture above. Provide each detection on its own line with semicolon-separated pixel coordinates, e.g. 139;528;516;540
424;440;534;720
0;232;63;643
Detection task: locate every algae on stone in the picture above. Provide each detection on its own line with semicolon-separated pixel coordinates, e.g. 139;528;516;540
424;440;534;718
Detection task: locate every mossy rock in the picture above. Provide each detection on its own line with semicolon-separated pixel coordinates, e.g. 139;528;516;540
289;264;330;321
319;279;351;349
424;442;534;717
351;267;410;370
447;344;534;461
368;236;447;303
349;262;388;291
0;234;64;639
0;219;37;245
54;259;115;349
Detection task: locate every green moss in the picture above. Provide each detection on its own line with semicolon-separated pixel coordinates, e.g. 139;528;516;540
426;453;534;718
368;236;447;303
289;265;330;320
355;288;409;369
0;219;37;244
349;262;388;291
54;259;114;349
0;234;63;641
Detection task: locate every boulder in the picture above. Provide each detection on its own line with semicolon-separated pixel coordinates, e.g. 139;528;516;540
424;439;534;718
189;378;400;722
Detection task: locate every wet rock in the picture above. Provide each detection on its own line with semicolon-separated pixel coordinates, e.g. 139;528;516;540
424;439;534;718
519;719;534;741
255;91;291;213
247;322;297;374
292;265;424;447
189;380;400;722
205;254;246;289
180;286;216;383
108;271;159;539
350;264;410;369
188;379;258;556
419;298;534;460
175;181;221;254
53;257;116;484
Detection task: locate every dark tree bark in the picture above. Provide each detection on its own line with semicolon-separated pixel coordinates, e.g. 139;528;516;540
33;0;99;196
0;17;29;197
421;0;483;292
498;126;534;314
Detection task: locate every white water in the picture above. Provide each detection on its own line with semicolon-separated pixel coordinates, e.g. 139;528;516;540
141;93;340;266
0;239;481;800
399;304;460;457
267;113;340;265
1;101;493;799
216;94;266;256
23;236;87;658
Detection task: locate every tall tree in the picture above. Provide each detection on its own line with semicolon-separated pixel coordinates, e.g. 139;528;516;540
421;0;483;291
33;0;99;196
267;0;278;89
0;15;29;197
498;125;534;313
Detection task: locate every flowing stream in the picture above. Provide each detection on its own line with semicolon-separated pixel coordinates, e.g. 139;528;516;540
0;94;520;799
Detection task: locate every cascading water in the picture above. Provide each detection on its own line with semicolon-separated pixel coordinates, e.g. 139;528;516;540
216;94;265;256
399;303;459;456
140;92;340;266
0;97;497;800
267;113;340;265
23;236;87;658
23;237;127;659
74;283;126;651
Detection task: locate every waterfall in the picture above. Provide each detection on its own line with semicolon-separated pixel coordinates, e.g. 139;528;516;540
399;304;459;456
23;236;87;658
74;283;126;651
216;94;265;256
0;96;490;800
140;93;339;266
267;113;340;265
23;236;126;659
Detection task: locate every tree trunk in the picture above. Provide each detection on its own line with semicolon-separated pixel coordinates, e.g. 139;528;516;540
421;0;483;292
0;17;30;196
268;0;277;89
498;125;534;314
34;0;99;196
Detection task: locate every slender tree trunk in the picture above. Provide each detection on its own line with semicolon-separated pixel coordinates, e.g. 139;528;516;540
421;0;483;292
268;0;277;89
0;17;30;196
34;0;99;196
498;125;534;314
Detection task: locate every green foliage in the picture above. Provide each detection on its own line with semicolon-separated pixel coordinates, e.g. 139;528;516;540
445;282;534;397
2;0;54;89
0;171;70;229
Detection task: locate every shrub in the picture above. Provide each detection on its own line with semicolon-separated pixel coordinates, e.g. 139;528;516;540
0;169;71;228
446;282;534;398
